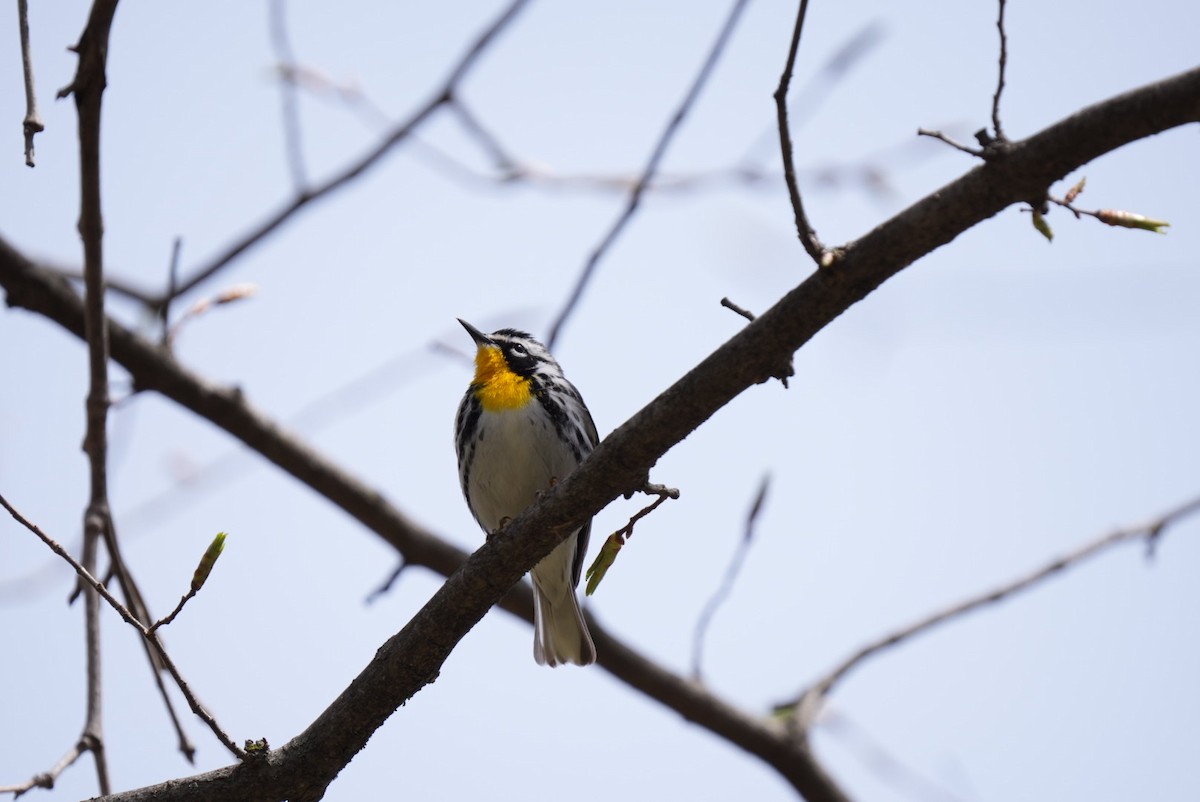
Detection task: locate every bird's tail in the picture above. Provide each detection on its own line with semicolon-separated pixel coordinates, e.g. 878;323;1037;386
531;537;596;667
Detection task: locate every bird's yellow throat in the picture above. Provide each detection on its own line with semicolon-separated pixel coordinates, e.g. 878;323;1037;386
472;346;533;411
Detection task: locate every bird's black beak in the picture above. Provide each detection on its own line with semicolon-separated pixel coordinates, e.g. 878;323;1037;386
458;319;493;347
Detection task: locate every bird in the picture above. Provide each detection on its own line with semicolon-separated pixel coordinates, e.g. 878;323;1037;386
454;319;599;666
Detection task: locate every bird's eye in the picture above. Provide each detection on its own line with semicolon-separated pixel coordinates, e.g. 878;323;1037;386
510;343;527;356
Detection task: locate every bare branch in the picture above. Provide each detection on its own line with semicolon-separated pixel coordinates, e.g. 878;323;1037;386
747;20;885;153
151;589;198;633
0;492;244;761
100;517;198;762
446;98;519;175
0;738;90;797
364;559;407;605
775;0;831;267
160;236;183;344
692;474;770;681
780;493;1200;729
279;21;890;204
40;264;162;307
17;0;44;167
269;0;308;191
992;0;1009;141
63;1;122;793
915;127;984;157
159;0;530;308
546;0;752;349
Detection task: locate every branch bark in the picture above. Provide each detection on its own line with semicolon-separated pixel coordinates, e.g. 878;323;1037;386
61;0;121;793
3;64;1200;802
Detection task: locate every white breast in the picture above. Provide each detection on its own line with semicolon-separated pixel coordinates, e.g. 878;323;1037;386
465;402;581;533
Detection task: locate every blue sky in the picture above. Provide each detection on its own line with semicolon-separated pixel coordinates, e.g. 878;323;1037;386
2;2;1199;801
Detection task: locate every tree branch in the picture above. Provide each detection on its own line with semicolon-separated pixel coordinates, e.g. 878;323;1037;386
778;492;1200;729
546;0;751;349
59;0;122;793
691;474;770;681
775;0;829;266
156;0;530;309
991;0;1009;142
17;0;44;167
0;492;243;760
269;0;307;192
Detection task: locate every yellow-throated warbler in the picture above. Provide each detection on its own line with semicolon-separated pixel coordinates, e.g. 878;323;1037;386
454;319;598;666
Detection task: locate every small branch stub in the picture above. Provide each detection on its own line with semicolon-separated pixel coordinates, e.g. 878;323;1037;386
720;298;793;388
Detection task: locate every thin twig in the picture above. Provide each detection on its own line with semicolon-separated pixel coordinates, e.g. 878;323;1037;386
364;559;407;605
991;0;1008;142
297;58;903;202
157;0;530;309
743;20;886;165
41;265;162;307
276;21;887;201
774;0;830;267
0;496;140;629
545;0;752;349
274;62;391;129
270;0;308;191
17;0;44;167
161;236;183;345
167;282;258;345
0;738;90;796
916;128;984;157
143;651;199;764
781;493;1200;729
614;486;676;540
101;517;198;762
151;588;198;632
0;492;244;760
446;99;519;175
691;474;770;680
142;628;237;759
